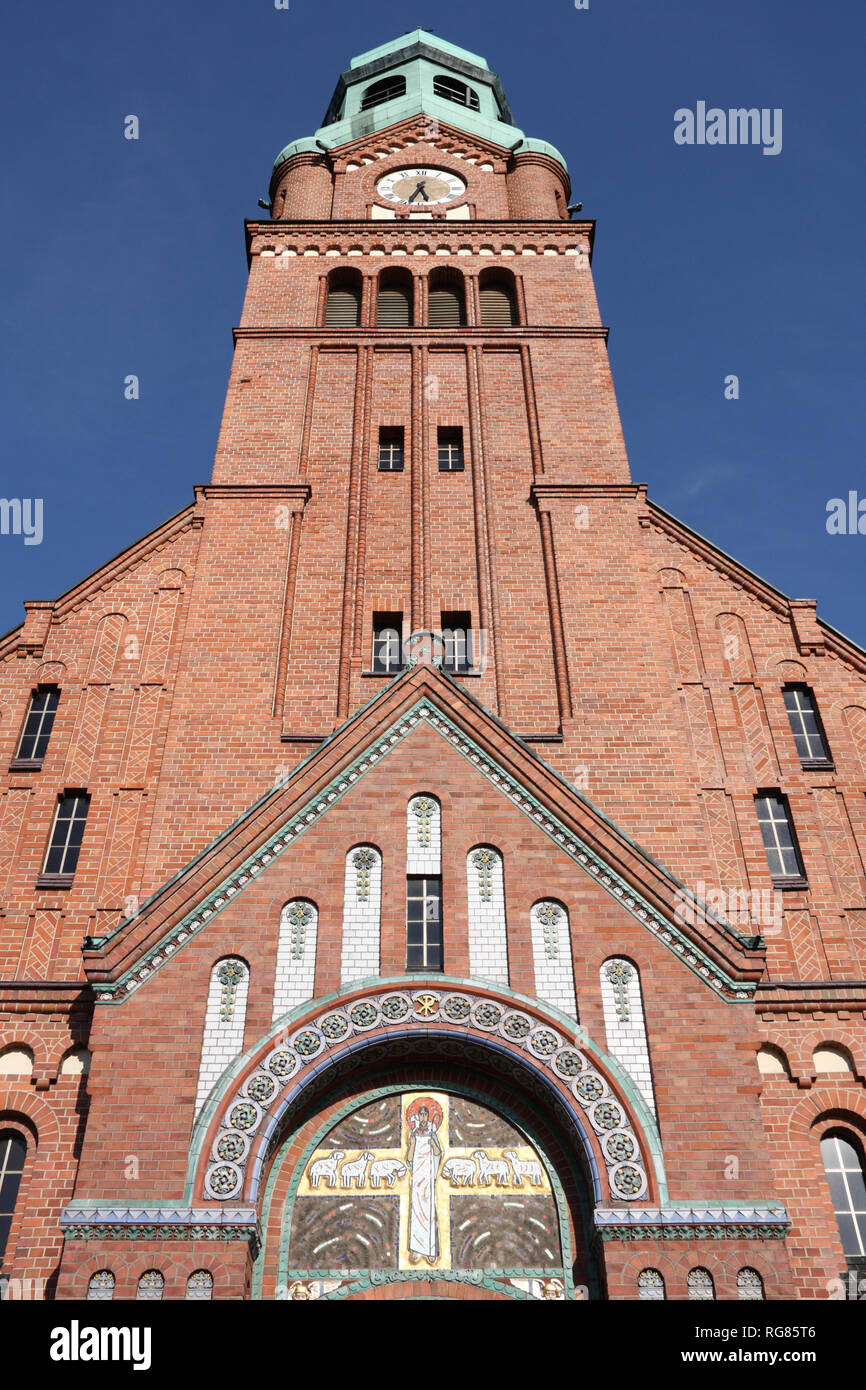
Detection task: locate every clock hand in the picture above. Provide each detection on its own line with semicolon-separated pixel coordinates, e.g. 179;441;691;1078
408;180;429;203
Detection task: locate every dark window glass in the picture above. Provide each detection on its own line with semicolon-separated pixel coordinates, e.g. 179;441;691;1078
821;1131;866;1258
15;687;59;762
406;875;442;970
441;611;472;673
437;427;464;472
479;279;518;326
325;285;361;327
0;1130;26;1262
43;793;90;877
432;74;480;111
372;614;403;674
360;76;407;111
754;793;805;881
783;685;832;765
378;427;405;472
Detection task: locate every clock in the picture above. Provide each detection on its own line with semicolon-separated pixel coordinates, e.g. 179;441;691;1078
376;166;466;207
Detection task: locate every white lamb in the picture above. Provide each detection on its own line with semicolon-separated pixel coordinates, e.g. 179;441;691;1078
369;1158;407;1189
472;1149;510;1186
441;1157;477;1187
308;1150;344;1188
339;1151;374;1188
504;1149;543;1187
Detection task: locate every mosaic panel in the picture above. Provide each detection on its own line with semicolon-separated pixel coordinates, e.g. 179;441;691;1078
291;1090;556;1272
450;1195;561;1269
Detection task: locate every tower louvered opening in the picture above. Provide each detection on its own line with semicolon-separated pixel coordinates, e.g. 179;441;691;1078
479;280;518;326
325;285;362;327
376;273;413;327
427;270;466;327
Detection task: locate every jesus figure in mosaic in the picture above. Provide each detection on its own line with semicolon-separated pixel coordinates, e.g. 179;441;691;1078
406;1098;442;1264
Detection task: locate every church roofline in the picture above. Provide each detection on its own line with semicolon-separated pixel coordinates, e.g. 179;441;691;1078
81;663;765;1003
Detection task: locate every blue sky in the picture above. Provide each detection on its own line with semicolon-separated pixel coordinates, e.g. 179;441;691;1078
1;0;864;643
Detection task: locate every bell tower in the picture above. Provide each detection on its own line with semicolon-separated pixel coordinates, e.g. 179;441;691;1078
212;29;629;752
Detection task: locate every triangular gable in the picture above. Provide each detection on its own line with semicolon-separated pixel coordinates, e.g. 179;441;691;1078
83;663;765;1003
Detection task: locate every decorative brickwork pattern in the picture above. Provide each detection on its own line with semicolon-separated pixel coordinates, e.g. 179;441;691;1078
529;901;577;1020
340;848;382;986
466;847;508;984
273;902;318;1021
600;958;657;1117
195;958;250;1117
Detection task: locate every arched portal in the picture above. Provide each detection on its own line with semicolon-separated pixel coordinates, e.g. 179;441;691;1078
191;981;664;1300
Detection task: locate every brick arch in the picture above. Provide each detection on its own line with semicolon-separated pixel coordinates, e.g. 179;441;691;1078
787;1088;866;1140
0;1088;60;1148
809;1032;865;1081
191;979;664;1215
68;1246;236;1302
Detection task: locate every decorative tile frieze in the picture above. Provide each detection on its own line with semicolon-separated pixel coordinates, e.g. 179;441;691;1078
593;1205;789;1241
60;1205;260;1250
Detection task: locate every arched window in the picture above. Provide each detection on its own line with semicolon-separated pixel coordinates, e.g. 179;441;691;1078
821;1129;866;1257
87;1270;115;1301
433;74;480;112
186;1269;214;1300
737;1267;765;1300
324;271;362;327
376;270;413;327
137;1270;164;1300
406;796;442;971
479;271;518;326
360;75;406;111
427;268;466;327
0;1130;26;1262
637;1268;665;1300
687;1267;715;1300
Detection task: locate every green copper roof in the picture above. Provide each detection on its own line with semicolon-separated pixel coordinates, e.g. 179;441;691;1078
272;30;567;176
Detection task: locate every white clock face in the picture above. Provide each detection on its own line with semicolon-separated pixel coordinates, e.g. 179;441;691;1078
376;167;466;207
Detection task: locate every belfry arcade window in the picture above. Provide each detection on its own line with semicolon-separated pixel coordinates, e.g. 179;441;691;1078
479;270;518;326
376;269;413;327
360;75;406;111
427;268;466;327
433;73;480;111
821;1129;866;1259
324;271;362;327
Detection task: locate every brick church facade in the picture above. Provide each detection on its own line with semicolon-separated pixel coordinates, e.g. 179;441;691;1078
1;31;865;1303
